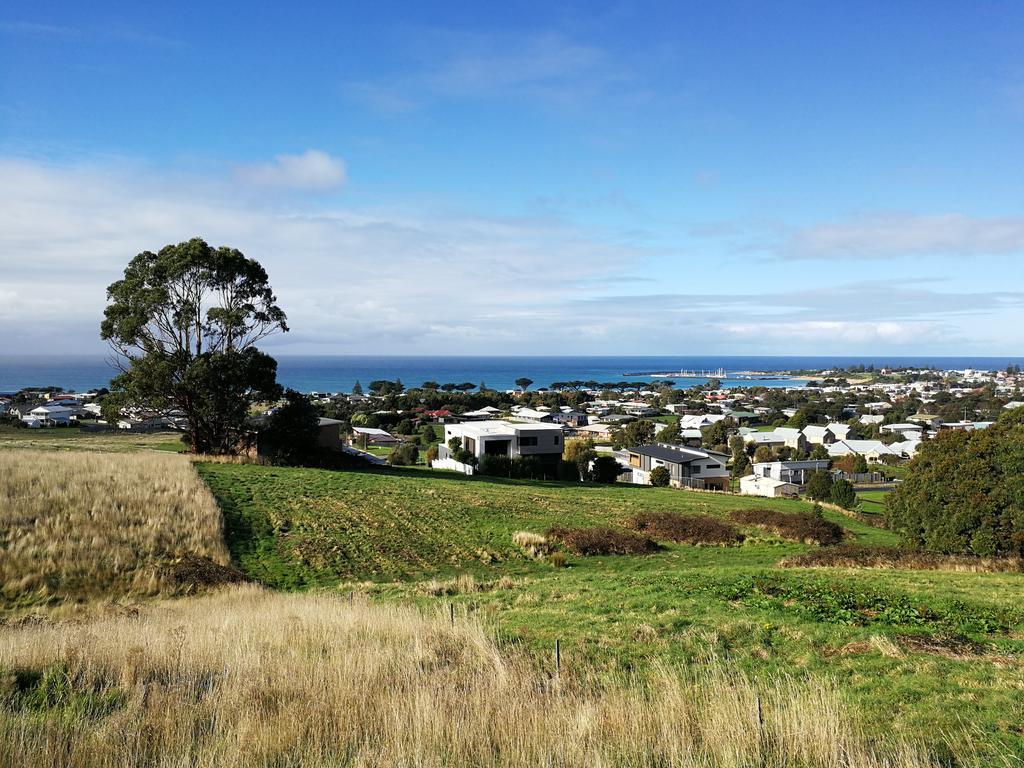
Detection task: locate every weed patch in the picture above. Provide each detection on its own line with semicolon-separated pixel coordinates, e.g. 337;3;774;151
780;545;1024;573
626;512;744;546
547;526;660;556
730;508;845;546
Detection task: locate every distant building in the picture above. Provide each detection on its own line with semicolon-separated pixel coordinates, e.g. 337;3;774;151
739;474;800;498
438;420;564;472
623;443;729;490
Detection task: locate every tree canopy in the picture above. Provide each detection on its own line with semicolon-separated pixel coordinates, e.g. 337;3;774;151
100;238;287;453
887;408;1024;556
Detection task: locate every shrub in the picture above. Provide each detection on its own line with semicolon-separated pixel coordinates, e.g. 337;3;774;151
549;552;568;568
729;508;845;546
546;526;660;556
649;466;671;487
830;478;857;509
887;408;1024;556
591;456;621;483
387;443;419;466
805;470;833;501
626;512;744;546
425;444;439;465
478;454;514;476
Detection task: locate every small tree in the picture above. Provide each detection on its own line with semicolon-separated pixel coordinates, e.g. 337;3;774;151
351;380;363;395
649;466;671;487
259;389;320;464
419;424;439;443
563;437;597;481
830;478;857;509
622;419;655;447
655;420;679;443
810;443;830;460
731;453;751;478
591;455;621;483
515;377;533;392
805;470;834;501
388;442;419;466
852;453;869;474
753;445;774;463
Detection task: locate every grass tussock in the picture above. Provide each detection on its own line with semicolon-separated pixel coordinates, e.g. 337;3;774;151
0;450;229;606
730;508;845;546
547;526;660;556
780;545;1024;573
627;512;745;546
0;586;938;768
512;530;554;560
416;573;520;596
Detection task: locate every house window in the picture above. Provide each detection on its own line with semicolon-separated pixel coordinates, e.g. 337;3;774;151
519;436;538;446
553;436;559;445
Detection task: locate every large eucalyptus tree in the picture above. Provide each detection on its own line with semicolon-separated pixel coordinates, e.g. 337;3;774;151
101;237;288;453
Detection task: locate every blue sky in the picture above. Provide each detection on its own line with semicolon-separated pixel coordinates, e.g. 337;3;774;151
2;2;1023;355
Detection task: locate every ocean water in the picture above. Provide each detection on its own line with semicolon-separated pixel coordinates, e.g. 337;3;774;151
0;354;1019;395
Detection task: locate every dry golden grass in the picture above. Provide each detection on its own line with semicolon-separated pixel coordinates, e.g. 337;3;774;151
0;450;230;606
0;585;940;768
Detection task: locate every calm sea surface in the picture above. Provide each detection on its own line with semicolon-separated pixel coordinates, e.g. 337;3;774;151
0;355;1019;395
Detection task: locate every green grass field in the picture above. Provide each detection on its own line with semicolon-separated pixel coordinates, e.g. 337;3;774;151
198;461;1024;760
4;426;1022;762
0;425;184;452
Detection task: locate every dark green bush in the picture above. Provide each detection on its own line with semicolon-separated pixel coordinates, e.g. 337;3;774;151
887;408;1024;556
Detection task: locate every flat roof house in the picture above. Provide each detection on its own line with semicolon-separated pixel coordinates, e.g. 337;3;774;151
441;420;564;469
624;443;730;491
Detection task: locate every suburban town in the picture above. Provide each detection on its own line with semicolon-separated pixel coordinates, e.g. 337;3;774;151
2;364;1015;511
4;3;1024;766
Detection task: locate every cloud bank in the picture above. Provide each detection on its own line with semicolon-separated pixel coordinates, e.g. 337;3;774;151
0;155;1019;356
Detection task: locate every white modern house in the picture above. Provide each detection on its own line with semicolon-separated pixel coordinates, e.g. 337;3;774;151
434;420;565;473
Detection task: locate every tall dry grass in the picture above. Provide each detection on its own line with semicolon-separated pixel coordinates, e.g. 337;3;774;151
0;450;229;604
0;586;942;768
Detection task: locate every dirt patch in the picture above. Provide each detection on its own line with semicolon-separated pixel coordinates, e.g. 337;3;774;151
895;633;986;659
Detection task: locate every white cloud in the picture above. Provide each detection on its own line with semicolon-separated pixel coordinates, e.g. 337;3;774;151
236;150;347;190
719;320;944;346
1;156;1022;356
784;213;1024;260
0;156;640;354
